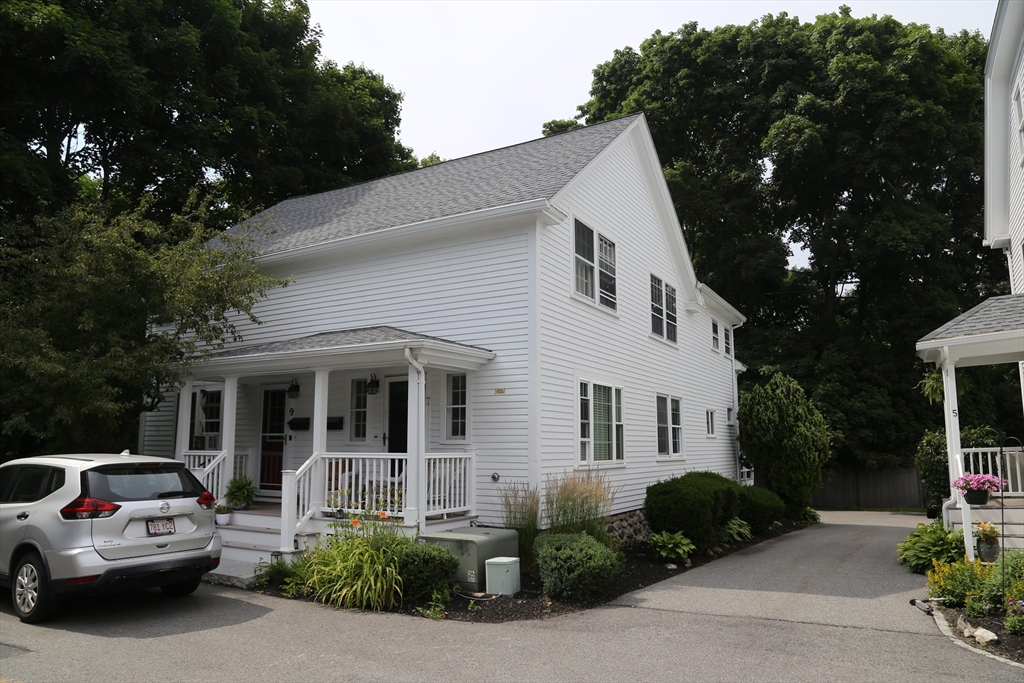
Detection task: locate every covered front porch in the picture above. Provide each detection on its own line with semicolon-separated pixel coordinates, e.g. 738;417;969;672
172;327;495;556
917;294;1024;559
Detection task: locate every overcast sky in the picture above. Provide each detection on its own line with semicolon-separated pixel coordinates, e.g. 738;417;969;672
308;0;999;161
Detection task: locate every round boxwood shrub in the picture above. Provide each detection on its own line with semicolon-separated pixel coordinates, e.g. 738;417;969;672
738;486;785;535
398;542;460;602
533;533;621;600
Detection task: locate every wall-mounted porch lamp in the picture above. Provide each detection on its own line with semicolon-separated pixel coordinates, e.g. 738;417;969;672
286;379;301;399
365;373;380;395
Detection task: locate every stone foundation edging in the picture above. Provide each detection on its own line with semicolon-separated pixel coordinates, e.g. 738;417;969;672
606;509;651;547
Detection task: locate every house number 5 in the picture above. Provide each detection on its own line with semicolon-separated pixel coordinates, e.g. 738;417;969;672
952;409;957;417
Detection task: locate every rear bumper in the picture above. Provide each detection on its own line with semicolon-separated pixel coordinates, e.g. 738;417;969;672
45;535;222;596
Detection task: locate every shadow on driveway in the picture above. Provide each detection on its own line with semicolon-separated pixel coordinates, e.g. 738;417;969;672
0;583;271;638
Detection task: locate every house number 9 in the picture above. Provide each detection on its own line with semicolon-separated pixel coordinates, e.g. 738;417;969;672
289;408;294;416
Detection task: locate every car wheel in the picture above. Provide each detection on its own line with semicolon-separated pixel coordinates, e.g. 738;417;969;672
161;577;202;597
12;552;54;623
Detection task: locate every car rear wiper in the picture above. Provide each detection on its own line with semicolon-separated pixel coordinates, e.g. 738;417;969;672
156;490;187;498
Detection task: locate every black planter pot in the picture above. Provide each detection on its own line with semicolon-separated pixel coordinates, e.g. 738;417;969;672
977;538;1000;562
963;489;990;506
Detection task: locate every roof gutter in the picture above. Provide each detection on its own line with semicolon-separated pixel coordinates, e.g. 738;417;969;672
257;198;551;265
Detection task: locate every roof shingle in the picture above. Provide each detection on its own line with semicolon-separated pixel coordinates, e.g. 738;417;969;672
237;115;640;256
919;294;1024;342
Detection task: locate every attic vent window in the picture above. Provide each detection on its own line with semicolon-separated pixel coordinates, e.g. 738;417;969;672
574;219;617;311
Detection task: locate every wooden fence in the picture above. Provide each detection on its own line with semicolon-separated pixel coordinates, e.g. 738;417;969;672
811;468;924;510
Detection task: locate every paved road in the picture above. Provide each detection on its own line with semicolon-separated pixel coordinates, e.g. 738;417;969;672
1;511;1020;682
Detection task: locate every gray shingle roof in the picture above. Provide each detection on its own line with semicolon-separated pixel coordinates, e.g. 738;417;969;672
919;294;1024;342
209;326;490;359
238;115;641;256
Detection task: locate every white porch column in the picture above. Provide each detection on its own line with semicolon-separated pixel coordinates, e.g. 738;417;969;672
174;377;193;461
311;369;330;509
404;349;425;529
221;376;239;481
941;354;973;561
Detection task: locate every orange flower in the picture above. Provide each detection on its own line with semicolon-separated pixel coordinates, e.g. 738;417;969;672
350;519;361;528
378;511;389;520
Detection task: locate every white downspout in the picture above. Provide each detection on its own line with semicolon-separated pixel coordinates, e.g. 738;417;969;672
405;347;427;532
730;322;743;483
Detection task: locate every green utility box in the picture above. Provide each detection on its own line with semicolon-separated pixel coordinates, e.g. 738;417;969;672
418;527;518;592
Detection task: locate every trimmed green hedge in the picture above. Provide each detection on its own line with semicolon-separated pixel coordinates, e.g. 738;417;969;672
645;471;740;553
738;486;785;535
534;533;621;600
398;542;460;601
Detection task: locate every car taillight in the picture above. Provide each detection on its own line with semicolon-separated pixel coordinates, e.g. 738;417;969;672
60;497;121;520
197;491;216;510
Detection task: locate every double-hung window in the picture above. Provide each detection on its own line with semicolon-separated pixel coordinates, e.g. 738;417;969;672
446;373;467;441
190;390;222;450
350;380;367;441
706;410;716;437
574;219;616;311
657;395;683;457
724;327;732;356
579;380;623;464
712;319;720;351
650;276;677;342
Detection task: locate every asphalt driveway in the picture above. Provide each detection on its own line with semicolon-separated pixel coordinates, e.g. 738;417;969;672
1;511;1020;682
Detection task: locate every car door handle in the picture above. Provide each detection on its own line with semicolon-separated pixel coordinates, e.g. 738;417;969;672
16;512;29;521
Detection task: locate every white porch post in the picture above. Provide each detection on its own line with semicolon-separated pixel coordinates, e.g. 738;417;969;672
220;376;239;502
941;353;973;561
174;377;193;461
404;349;425;529
311;369;330;509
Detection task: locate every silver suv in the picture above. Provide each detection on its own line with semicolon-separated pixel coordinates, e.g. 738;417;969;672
0;453;222;623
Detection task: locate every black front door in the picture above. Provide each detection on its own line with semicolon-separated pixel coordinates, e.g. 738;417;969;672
386;380;408;454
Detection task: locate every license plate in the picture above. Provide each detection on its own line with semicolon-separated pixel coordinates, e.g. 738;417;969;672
147;518;175;536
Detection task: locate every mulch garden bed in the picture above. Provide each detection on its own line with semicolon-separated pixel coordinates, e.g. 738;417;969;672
937;606;1024;664
253;522;805;623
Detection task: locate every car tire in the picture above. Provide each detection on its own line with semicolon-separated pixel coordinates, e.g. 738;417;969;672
161;577;202;597
12;552;55;624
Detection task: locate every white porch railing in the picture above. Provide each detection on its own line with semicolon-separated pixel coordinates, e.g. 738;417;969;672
321;453;409;515
184;449;230;501
962;447;1024;496
424;454;473;516
281;452;322;552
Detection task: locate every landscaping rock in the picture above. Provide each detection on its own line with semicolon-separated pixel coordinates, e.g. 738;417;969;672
957;614;971;634
973;628;999;645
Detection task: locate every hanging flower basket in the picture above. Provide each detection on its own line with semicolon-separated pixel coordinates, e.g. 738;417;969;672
963;489;990;506
952;474;1006;506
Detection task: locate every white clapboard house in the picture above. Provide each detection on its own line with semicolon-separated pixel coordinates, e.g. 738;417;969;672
140;113;746;561
917;0;1024;555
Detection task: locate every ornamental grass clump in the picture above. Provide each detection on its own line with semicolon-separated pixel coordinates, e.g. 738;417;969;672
500;480;541;572
297;511;409;611
545;470;615;546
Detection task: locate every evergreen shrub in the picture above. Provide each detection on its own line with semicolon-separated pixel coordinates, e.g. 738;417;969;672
534;533;621;600
398;542;460;602
645;472;740;553
737;486;785;535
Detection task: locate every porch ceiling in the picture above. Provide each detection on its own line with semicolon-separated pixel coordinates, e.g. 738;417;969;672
189;326;495;379
916;294;1024;367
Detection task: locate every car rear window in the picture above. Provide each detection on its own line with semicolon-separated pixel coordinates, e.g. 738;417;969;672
84;464;205;502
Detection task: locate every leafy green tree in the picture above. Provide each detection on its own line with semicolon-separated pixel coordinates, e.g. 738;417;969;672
0;0;416;223
541;119;583;136
418;152;445;167
738;371;831;517
0;197;286;459
571;8;1015;468
915;426;997;512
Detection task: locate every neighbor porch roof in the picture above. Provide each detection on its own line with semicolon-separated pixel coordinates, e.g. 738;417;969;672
916;294;1024;367
191;326;495;378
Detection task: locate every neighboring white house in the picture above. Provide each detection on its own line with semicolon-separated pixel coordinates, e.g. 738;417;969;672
139;113;746;555
916;0;1024;556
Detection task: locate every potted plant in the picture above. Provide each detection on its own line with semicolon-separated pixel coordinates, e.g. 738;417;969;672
951;474;1006;506
974;522;1001;562
225;475;257;510
214;504;233;526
